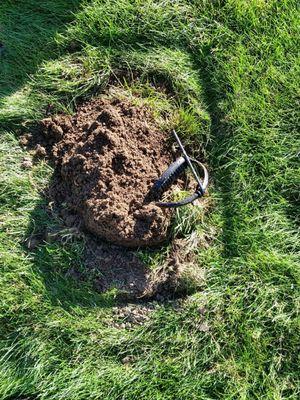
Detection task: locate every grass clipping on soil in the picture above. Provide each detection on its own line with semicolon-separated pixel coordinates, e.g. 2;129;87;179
42;97;174;247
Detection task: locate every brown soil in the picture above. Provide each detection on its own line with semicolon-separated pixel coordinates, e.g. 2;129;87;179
21;93;209;301
40;97;175;247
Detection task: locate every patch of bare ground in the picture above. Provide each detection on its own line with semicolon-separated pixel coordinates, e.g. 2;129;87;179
21;92;211;303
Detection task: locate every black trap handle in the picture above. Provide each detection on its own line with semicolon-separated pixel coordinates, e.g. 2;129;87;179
151;131;209;208
151;156;187;198
153;157;208;208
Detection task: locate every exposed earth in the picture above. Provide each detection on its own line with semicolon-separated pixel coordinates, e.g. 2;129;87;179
38;97;177;247
21;95;207;299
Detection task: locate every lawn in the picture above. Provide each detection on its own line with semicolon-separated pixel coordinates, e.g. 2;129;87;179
0;1;299;399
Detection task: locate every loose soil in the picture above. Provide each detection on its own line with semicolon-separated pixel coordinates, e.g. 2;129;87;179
21;93;208;301
40;97;175;247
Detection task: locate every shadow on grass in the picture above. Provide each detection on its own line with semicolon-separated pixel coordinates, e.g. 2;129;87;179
0;0;83;100
23;198;118;311
20;68;227;311
24;193;193;310
190;48;241;259
3;0;240;309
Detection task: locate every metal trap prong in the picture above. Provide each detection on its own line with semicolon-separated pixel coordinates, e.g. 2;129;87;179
172;130;205;195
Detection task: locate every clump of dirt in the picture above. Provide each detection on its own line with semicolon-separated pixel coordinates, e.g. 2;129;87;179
39;97;176;247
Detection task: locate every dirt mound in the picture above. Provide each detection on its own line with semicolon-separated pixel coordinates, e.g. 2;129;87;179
41;97;175;247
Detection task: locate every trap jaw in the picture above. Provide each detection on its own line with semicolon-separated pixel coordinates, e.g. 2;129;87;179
152;130;208;208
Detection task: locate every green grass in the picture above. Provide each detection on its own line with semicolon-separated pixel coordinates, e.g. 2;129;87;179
0;0;299;399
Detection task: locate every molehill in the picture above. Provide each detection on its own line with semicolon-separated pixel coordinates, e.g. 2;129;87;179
40;97;175;247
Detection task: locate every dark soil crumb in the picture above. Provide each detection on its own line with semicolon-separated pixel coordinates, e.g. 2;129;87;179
19;133;32;147
40;97;175;247
34;144;47;158
21;157;33;169
24;234;43;250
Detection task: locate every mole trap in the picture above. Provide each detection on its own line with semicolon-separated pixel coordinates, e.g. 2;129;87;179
151;130;208;208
